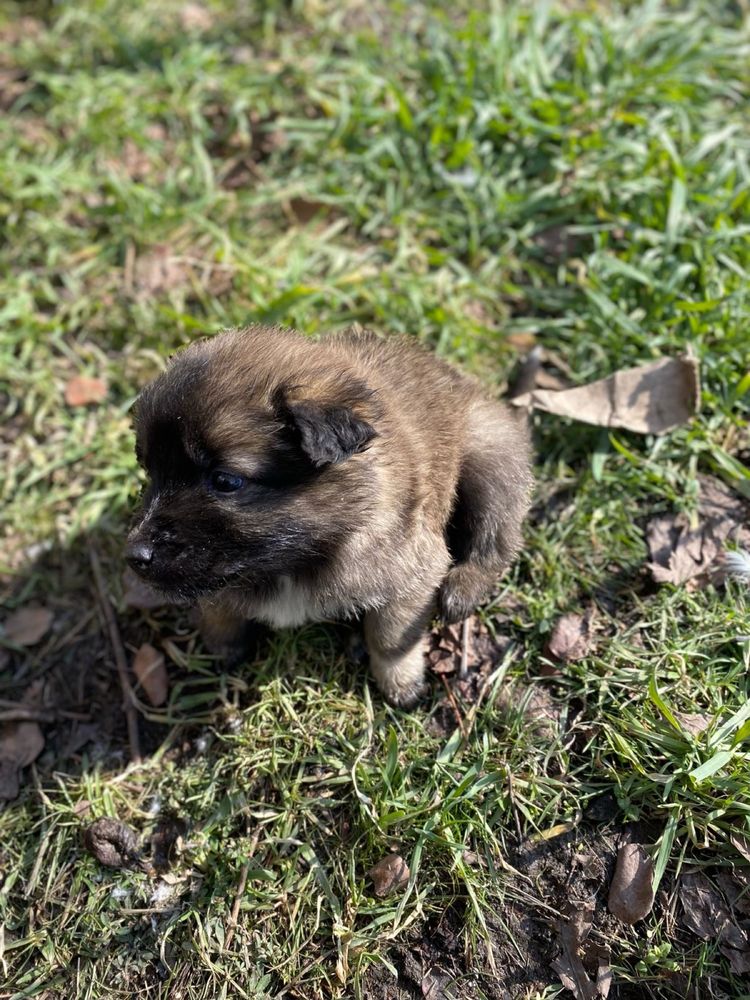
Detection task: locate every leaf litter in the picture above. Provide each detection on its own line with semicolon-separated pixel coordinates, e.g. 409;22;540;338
545;610;594;664
646;475;749;587
3;605;53;646
679;871;750;974
0;719;45;800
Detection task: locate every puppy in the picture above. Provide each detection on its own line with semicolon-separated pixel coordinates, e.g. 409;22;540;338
127;325;533;708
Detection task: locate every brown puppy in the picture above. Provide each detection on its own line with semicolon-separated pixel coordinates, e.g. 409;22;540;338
127;325;533;707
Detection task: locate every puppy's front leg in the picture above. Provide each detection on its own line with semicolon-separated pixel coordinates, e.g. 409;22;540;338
199;599;265;667
364;592;435;709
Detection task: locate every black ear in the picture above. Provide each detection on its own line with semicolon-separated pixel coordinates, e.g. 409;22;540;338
285;400;376;467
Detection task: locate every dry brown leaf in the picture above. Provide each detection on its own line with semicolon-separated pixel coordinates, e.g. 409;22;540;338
3;605;53;646
288;197;327;224
511;355;700;435
674;711;711;737
122;567;165;610
646;476;747;587
368;853;410;897
134;246;191;297
0;720;45;800
132;643;168;707
64;375;108;407
178;2;214;31
546;612;592;663
608;843;655;924
0;721;45;767
551;899;599;1000
680;871;750;972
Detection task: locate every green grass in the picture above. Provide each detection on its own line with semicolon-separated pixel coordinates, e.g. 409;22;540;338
1;1;749;997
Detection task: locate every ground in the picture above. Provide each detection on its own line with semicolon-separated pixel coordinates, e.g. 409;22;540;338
1;1;750;998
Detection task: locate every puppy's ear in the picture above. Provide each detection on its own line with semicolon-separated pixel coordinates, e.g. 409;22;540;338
285;400;376;467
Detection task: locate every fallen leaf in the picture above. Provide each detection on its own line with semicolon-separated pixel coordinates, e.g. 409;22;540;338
178;2;214;31
3;606;53;646
134;246;191;297
0;720;45;800
511;355;700;435
122;567;165;610
551;899;599;1000
0;720;45;767
84;817;143;869
463;299;495;328
368;853;410;897
64;375;107;407
288;197;327;224
647;476;747;587
546;612;592;663
132;643;168;707
608;843;655;924
674;711;711;737
680;871;750;972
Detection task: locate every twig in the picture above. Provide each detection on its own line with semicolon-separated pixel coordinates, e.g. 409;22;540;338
459;617;470;678
440;676;467;740
505;764;524;843
88;544;141;763
224;829;261;951
0;708;55;723
123;239;135;296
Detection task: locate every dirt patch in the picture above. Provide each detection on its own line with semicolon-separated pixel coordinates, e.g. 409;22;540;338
362;829;627;999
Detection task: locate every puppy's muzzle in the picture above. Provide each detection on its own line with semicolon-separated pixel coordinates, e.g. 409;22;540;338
125;536;155;573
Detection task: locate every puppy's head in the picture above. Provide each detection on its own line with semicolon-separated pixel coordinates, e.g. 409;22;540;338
126;327;378;601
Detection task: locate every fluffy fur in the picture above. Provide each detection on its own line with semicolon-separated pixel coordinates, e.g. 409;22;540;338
127;325;533;707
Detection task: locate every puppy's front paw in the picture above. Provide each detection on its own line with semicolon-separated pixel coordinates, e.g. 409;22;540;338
369;648;427;710
438;565;489;624
201;620;269;668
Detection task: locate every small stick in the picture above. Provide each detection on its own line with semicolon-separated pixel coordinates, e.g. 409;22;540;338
505;764;524;843
88;544;141;763
440;676;467;740
224;829;261;951
459;617;470;679
0;708;55;723
123;239;135;296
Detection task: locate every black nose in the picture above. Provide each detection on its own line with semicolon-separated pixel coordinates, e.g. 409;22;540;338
126;538;154;572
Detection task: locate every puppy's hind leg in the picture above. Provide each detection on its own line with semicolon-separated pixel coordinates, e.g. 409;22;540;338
439;401;533;624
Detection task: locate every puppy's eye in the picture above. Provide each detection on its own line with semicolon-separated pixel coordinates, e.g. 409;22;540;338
209;470;246;493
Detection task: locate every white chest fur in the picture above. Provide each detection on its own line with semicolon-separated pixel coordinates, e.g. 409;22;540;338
251;576;320;629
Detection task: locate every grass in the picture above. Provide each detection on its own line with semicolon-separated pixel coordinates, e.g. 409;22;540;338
1;0;749;997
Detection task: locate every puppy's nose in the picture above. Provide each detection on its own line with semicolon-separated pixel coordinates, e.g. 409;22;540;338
126;538;154;572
